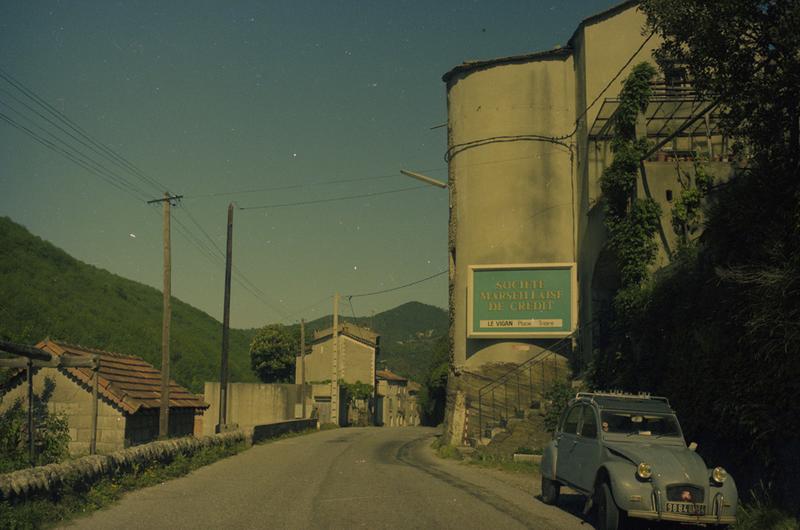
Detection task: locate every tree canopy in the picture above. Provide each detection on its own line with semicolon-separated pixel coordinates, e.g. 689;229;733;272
249;324;298;383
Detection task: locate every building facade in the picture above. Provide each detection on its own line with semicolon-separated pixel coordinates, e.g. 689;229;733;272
295;323;378;426
443;1;732;443
0;340;208;454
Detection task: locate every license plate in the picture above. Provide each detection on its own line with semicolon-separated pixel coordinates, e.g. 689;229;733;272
665;502;706;515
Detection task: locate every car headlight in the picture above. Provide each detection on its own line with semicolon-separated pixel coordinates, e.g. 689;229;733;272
637;462;652;480
712;466;727;484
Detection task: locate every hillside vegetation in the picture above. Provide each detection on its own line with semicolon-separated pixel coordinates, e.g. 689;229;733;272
0;216;258;392
0;217;448;392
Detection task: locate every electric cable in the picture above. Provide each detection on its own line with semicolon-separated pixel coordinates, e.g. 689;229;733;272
347;269;447;299
238;185;430;210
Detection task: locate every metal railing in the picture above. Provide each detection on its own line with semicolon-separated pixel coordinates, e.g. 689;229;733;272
476;334;574;442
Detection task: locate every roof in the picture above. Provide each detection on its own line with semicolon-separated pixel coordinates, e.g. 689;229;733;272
576;392;673;414
442;47;572;85
376;369;407;383
3;340;208;415
313;323;379;347
441;0;640;84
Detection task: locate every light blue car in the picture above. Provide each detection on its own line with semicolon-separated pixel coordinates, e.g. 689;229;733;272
540;392;737;529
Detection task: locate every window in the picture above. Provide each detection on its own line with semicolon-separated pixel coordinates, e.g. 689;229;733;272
562;405;582;434
580;405;598;438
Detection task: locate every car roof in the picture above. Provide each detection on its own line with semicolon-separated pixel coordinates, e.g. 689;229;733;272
575;392;674;414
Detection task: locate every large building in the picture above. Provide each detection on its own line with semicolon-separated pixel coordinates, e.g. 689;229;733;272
443;1;732;443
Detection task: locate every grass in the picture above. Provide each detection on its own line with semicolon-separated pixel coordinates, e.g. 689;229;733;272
733;484;799;530
430;436;463;460
467;451;539;474
0;441;247;530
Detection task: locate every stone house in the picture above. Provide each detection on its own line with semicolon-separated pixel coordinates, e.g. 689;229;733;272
0;339;208;455
295;323;378;425
375;369;420;427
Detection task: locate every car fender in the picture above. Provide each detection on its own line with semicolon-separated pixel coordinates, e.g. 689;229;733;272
541;441;558;480
708;470;739;518
597;461;655;512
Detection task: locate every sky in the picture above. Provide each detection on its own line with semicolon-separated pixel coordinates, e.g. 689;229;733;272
0;0;621;329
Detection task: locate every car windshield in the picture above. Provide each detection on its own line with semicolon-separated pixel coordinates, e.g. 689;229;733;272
600;411;682;437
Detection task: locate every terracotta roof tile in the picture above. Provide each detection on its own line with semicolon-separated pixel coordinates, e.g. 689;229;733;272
37;340;208;414
376;369;407;382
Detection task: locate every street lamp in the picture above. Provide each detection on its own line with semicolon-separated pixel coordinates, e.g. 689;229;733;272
400;169;447;189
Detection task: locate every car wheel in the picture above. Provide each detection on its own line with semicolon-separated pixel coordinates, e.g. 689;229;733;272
595;482;623;530
541;476;560;505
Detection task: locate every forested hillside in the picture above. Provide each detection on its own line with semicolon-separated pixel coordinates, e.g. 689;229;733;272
0;216;258;392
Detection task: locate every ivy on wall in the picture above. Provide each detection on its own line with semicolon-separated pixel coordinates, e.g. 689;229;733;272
671;159;714;245
600;62;662;288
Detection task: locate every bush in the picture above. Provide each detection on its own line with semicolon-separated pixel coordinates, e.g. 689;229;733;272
543;381;573;433
0;377;69;473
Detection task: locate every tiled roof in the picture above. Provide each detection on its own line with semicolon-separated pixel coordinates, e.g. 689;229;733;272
313;323;379;347
37;340;208;414
376;369;407;383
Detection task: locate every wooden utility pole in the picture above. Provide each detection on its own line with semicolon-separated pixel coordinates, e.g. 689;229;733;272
330;293;340;426
147;192;182;439
218;203;234;432
300;319;306;418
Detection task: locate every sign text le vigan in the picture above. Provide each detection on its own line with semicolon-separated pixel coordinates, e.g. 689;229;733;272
468;263;577;338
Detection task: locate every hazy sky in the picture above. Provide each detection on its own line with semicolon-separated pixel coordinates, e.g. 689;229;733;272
1;0;620;329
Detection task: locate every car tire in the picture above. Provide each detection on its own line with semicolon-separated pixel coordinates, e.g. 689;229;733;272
596;482;623;530
541;476;560;505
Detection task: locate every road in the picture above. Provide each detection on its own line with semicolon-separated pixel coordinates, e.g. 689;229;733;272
61;427;587;529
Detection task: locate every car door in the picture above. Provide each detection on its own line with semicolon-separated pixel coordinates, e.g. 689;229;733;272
555;404;583;487
571;404;601;492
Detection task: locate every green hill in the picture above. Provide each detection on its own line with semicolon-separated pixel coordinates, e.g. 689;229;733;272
0;217;448;390
0;216;258;392
294;301;448;382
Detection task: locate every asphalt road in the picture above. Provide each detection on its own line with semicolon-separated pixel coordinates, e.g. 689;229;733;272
60;427;587;530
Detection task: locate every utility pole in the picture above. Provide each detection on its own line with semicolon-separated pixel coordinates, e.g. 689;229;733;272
217;203;234;432
147;192;182;439
330;293;340;426
300;318;306;418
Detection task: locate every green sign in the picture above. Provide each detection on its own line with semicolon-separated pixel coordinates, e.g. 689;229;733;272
468;263;576;338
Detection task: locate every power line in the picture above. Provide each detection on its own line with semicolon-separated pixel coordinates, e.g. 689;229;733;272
0;67;169;195
238;185;431;210
184;167;448;200
0;111;150;202
443;31;656;162
347;269;448;299
0;100;153;200
174;205;292;320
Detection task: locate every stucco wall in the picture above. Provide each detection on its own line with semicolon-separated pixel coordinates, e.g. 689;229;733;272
296;335;375;386
447;53;576;367
0;368;126;455
202;382;308;436
377;380;419;427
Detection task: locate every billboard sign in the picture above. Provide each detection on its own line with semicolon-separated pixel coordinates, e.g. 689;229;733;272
467;263;577;338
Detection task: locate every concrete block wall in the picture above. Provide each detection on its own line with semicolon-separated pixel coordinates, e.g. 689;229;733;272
203;382;310;436
0;367;126;455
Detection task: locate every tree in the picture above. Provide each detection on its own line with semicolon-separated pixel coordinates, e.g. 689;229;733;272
418;335;449;426
249;324;297;383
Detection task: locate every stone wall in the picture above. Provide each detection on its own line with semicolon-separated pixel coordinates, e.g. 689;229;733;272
0;431;245;501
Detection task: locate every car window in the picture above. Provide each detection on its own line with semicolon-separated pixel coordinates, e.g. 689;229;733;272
580;405;598;438
562;405;581;434
600;411;682;437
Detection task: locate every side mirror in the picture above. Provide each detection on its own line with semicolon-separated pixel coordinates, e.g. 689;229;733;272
688;442;698;452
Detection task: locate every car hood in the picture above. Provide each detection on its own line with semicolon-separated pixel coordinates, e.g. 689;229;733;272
605;441;709;484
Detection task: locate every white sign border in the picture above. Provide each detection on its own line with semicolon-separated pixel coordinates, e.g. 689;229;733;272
467;262;578;339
